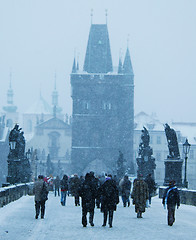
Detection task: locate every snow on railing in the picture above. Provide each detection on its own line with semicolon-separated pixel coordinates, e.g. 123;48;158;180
0;182;34;208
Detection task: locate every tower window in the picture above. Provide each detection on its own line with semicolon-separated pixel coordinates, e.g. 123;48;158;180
83;101;89;110
103;102;112;110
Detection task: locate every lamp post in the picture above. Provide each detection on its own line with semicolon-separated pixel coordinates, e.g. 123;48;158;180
35;155;38;180
183;138;191;188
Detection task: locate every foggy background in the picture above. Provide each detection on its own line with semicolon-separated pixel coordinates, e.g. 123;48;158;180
0;0;196;122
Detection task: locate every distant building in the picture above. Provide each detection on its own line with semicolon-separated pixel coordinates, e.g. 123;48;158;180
26;116;71;176
70;23;134;175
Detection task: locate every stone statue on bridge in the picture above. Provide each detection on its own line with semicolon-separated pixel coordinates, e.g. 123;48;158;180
137;127;156;179
138;126;152;158
164;123;180;159
8;124;25;159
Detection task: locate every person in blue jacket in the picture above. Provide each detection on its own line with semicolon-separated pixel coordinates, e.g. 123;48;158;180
162;180;180;226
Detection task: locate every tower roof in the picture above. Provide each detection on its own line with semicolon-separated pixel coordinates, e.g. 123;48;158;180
123;48;134;75
83;24;113;73
72;57;77;73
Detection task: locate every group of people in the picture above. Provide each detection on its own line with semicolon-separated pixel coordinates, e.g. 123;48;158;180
33;172;180;227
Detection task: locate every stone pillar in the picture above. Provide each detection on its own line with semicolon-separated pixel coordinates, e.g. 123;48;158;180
164;159;183;187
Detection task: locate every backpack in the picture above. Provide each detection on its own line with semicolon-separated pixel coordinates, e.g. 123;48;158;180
40;183;48;201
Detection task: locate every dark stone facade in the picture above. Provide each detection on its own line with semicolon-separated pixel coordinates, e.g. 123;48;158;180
70;24;134;175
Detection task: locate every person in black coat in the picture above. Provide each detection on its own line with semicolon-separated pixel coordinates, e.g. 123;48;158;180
162;180;180;226
145;174;156;205
99;174;119;228
78;173;97;227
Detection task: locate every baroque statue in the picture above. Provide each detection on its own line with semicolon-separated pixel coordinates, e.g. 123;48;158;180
164;123;180;159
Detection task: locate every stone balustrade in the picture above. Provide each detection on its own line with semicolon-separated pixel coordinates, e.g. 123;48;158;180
159;186;196;206
0;182;34;208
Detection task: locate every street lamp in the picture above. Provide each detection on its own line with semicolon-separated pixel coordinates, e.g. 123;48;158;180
35;155;38;180
183;138;191;188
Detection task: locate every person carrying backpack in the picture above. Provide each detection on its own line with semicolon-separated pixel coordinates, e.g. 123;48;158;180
162;180;180;226
99;174;119;228
33;175;49;219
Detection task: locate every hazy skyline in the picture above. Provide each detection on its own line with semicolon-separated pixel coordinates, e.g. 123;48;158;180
0;0;196;123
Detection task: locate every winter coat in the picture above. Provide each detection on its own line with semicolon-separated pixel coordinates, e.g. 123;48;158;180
60;178;69;191
33;179;49;202
162;186;180;208
54;176;60;188
131;179;149;213
145;175;156;194
99;179;119;212
70;176;81;196
79;178;97;212
120;178;131;198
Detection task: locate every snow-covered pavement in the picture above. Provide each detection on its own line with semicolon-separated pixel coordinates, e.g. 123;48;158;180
0;192;195;240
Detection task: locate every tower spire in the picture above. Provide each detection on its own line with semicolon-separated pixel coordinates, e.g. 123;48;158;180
91;9;93;25
72;57;77;73
52;72;58;106
9;71;12;89
118;49;123;74
105;9;108;25
3;71;17;113
123;46;134;75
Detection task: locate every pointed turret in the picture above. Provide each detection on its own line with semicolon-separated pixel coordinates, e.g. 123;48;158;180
118;57;123;74
72;57;77;73
123;48;134;75
83;24;113;73
77;61;79;71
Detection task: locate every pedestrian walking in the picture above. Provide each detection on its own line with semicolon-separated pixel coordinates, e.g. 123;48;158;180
145;174;156;205
70;174;81;206
119;175;131;207
79;173;97;227
99;174;119;228
162;180;180;226
60;175;69;206
54;176;60;197
131;174;149;218
33;175;49;219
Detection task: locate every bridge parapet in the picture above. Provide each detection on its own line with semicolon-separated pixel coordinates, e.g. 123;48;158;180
0;182;34;207
159;186;196;206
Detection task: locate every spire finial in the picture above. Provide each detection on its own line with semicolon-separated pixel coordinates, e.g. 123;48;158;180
9;69;12;89
127;34;130;48
54;71;57;90
91;9;93;24
105;9;108;24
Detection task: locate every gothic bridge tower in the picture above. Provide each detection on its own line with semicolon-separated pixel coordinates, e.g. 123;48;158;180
70;22;134;175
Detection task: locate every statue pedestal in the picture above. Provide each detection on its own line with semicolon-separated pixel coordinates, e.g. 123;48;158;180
164;158;183;187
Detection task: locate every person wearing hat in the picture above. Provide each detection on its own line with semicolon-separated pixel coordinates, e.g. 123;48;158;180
131;174;149;218
162;180;180;226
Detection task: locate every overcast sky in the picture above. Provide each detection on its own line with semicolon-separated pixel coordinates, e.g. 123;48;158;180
0;0;196;123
